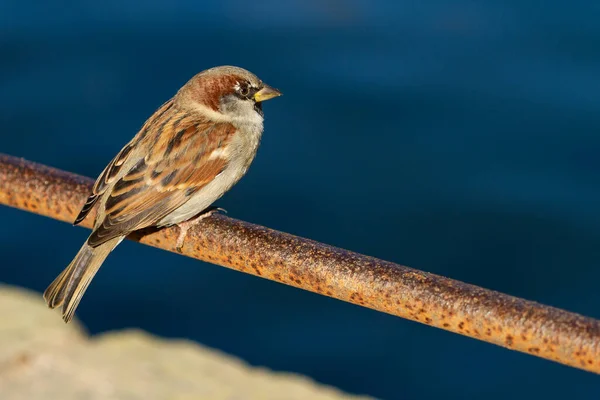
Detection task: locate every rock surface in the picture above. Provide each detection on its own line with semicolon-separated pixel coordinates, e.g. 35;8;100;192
0;285;373;399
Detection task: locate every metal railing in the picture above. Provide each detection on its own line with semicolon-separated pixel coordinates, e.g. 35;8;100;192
1;153;599;373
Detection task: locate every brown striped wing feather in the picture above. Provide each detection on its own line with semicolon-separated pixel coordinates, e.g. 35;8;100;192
77;99;236;247
74;99;176;225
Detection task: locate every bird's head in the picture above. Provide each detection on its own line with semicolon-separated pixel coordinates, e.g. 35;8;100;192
178;65;282;124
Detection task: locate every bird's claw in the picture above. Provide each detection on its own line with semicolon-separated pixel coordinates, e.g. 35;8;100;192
174;206;227;253
204;206;227;215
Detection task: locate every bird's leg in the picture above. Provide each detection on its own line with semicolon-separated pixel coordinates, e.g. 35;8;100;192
175;206;227;252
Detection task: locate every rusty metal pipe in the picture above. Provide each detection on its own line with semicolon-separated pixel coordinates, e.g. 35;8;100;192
0;153;599;373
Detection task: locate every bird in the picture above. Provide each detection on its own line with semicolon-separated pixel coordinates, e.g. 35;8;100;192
43;65;282;323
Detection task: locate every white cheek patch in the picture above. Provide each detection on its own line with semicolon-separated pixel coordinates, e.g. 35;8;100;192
191;102;232;123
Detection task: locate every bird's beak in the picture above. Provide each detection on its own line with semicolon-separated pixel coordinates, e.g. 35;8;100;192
253;85;282;103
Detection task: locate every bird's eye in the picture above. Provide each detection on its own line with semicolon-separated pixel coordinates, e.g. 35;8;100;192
238;84;250;97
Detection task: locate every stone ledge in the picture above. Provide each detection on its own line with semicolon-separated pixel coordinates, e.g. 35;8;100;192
0;285;373;399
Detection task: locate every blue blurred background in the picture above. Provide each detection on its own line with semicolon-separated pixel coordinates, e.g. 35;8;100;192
1;1;600;399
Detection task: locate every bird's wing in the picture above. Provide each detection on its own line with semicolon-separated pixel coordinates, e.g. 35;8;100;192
81;100;236;248
74;99;176;225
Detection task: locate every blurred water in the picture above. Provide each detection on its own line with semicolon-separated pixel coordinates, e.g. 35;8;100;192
1;1;600;399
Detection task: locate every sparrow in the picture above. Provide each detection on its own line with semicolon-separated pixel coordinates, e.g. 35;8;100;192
43;65;281;323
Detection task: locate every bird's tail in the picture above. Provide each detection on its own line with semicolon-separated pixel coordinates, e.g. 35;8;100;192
43;237;121;323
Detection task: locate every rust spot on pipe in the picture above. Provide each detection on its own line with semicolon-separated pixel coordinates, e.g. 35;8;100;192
1;153;600;374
